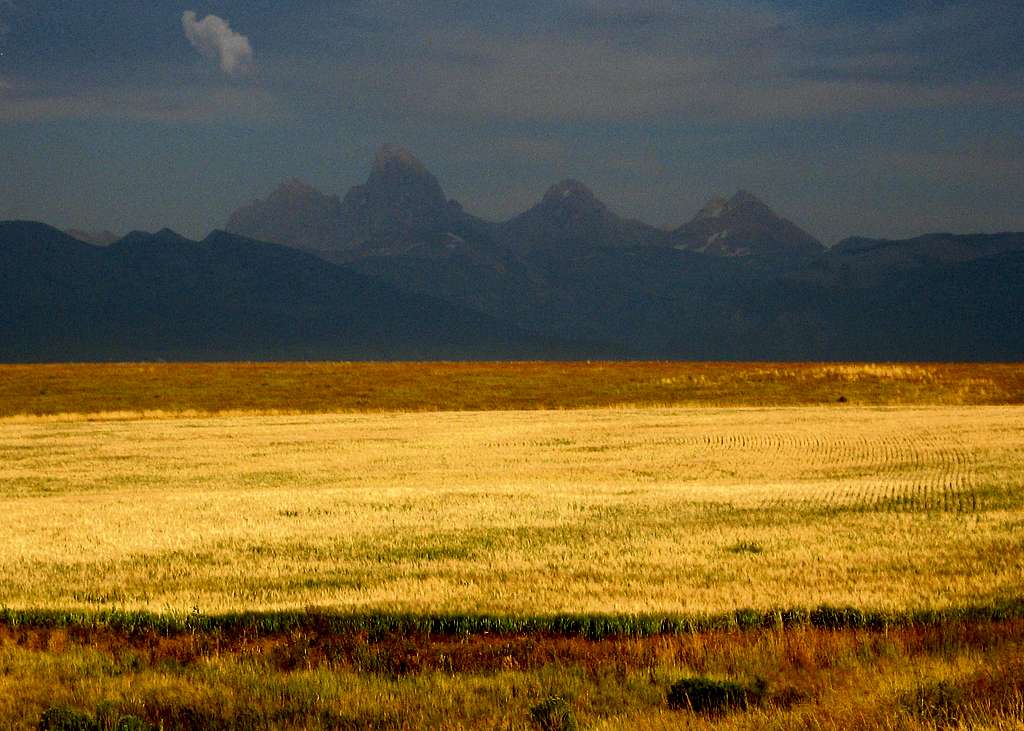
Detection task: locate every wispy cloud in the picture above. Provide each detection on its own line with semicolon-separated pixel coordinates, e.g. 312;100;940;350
182;11;253;77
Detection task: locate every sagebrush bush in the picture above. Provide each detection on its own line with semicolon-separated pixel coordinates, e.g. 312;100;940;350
38;706;153;731
37;707;97;731
530;696;578;731
667;676;766;714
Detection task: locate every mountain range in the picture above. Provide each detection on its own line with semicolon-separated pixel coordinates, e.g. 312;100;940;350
226;145;824;263
0;221;574;361
3;144;1023;361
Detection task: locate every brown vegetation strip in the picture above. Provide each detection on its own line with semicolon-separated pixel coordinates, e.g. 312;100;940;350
2;362;1023;417
3;619;1022;676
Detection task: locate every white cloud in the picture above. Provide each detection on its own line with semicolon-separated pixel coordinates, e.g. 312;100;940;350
182;10;253;76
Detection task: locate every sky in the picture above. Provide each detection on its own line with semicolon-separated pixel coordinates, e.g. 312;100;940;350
1;1;1023;244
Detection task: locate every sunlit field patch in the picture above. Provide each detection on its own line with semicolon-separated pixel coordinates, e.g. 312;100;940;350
2;405;1021;614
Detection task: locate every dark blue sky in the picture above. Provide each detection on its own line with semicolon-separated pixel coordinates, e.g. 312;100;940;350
2;1;1023;243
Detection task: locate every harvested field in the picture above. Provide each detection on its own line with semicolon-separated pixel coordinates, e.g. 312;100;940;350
2;405;1021;614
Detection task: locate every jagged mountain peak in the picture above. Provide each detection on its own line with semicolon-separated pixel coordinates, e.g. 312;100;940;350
359;145;447;209
673;190;822;259
543;179;600;205
372;144;430;176
225;146;495;256
501;179;666;255
343;145;451;243
695;191;767;220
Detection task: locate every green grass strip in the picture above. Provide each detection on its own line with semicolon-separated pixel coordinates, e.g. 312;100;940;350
2;599;1023;640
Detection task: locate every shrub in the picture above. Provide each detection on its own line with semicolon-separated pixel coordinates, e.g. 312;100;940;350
37;707;97;731
529;696;578;731
904;679;964;726
39;705;155;731
94;702;155;731
667;676;766;714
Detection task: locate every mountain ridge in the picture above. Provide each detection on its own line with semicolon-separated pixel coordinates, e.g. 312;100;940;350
0;221;580;361
7;217;1024;360
8;144;1024;361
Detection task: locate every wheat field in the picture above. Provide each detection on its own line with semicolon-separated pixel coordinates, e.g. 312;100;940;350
2;405;1022;615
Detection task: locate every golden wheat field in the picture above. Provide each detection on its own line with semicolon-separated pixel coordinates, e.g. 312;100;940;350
2;404;1022;614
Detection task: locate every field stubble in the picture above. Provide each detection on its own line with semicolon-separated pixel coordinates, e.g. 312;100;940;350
1;404;1021;615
